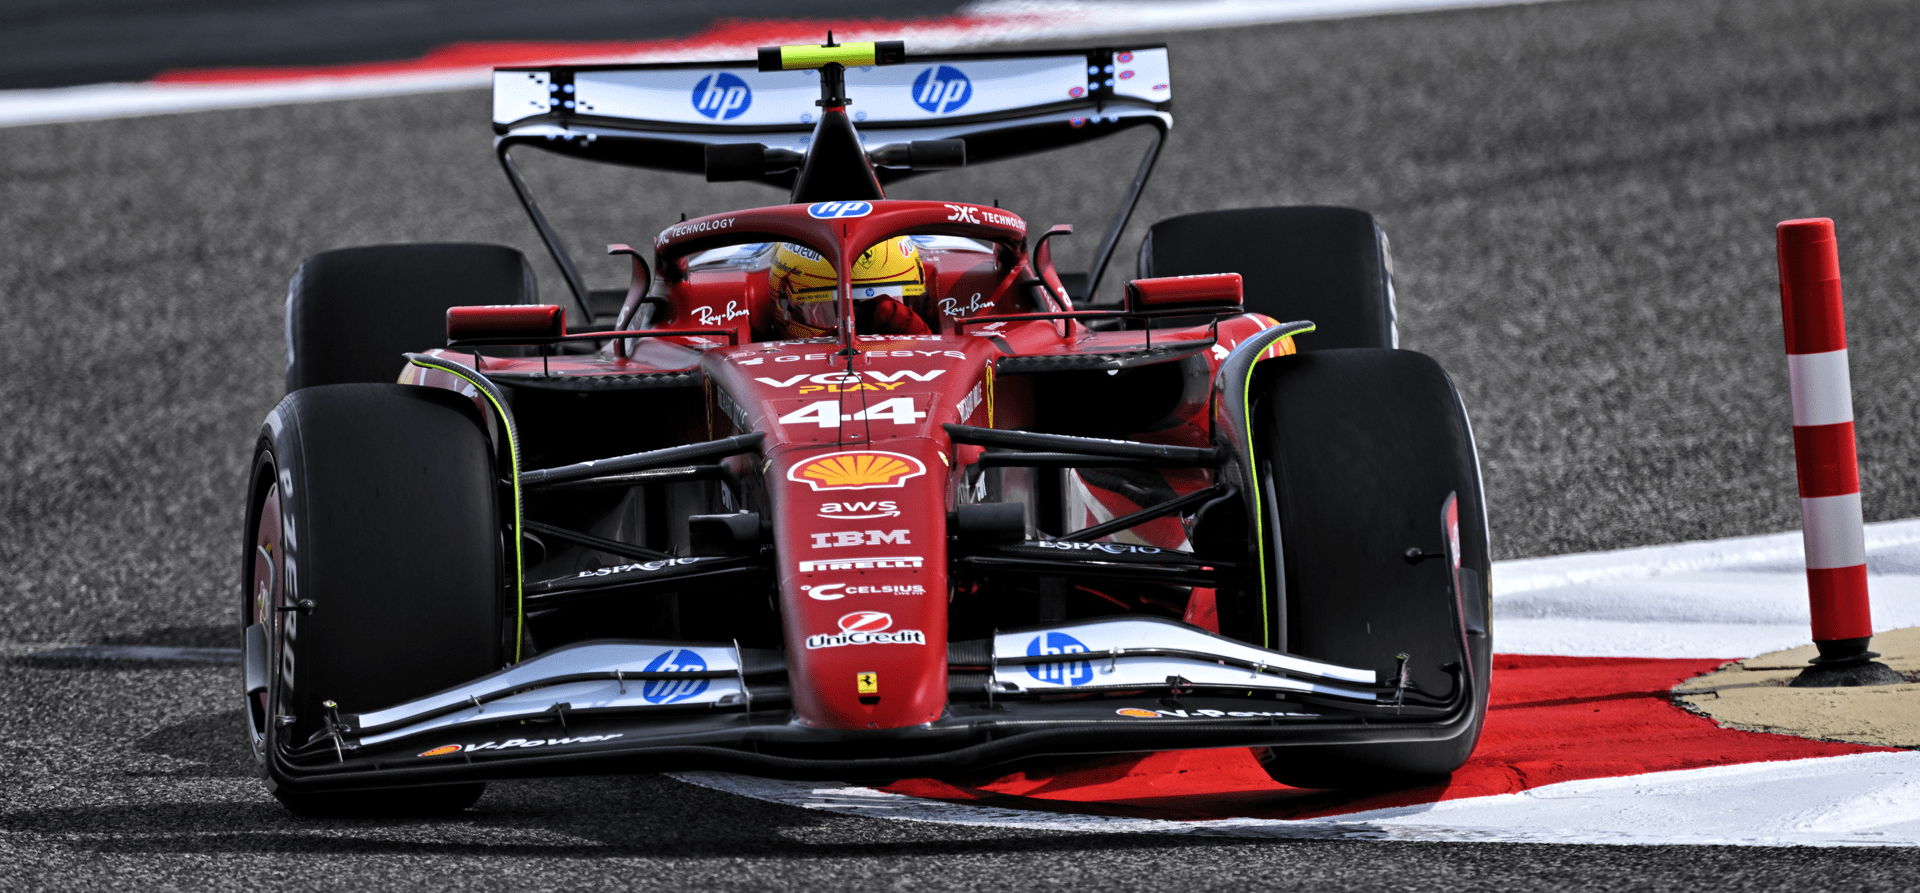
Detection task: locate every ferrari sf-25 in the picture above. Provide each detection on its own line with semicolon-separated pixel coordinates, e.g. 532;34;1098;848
241;39;1491;815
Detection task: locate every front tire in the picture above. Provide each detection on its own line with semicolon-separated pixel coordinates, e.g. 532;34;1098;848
243;383;504;815
1247;348;1492;788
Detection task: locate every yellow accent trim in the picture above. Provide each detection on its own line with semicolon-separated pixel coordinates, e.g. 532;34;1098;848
779;43;880;70
407;357;526;663
1239;324;1313;648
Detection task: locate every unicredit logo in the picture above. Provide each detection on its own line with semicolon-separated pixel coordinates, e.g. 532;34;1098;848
839;611;892;633
804;614;925;649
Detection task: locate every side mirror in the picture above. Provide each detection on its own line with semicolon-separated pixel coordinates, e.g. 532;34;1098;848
1125;273;1244;313
447;304;565;344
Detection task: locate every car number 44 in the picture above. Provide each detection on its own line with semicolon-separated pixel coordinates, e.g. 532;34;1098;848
778;397;927;428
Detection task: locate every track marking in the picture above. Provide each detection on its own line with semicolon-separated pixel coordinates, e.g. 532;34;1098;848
0;0;1571;127
676;751;1920;846
19;644;241;663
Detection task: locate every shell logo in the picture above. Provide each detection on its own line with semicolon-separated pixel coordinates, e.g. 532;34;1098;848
788;451;927;491
1115;708;1161;718
419;744;462;757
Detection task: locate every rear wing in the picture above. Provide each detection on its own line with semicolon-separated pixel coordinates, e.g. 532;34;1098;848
491;46;1173;316
492;46;1170;177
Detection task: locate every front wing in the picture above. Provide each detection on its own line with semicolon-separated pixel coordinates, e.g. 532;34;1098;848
265;617;1477;792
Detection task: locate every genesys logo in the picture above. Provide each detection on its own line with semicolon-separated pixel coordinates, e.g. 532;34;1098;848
809;529;910;549
789;451;927;490
1115;708;1313;719
808;200;872;219
734;348;965;366
802;581;928;600
796;556;923;573
806;611;926;649
912;65;972;114
691;73;751;120
819;500;900;520
419;733;623;757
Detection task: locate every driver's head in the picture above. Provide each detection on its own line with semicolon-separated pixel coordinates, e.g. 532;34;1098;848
770;237;929;337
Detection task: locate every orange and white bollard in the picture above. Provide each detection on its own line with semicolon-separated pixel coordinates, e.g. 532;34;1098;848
1776;218;1897;684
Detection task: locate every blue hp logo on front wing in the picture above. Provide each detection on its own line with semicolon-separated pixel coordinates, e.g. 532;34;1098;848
691;72;752;120
640;649;710;704
911;65;972;114
1025;632;1093;686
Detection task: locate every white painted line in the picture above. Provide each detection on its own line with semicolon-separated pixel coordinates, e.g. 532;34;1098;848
23;644;241;663
678;751;1920;846
1787;348;1854;427
1489;517;1920;595
0;0;1570;128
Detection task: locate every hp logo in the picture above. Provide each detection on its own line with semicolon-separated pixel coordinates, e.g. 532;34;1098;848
691;73;752;120
911;65;972;115
1025;632;1093;686
639;649;710;704
807;201;873;219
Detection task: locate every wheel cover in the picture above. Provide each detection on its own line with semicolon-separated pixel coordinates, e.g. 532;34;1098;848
246;475;283;758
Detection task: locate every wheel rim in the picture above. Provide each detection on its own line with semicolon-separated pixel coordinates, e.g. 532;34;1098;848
246;472;284;758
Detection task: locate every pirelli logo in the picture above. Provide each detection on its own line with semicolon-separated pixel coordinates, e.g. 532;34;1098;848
795;556;924;573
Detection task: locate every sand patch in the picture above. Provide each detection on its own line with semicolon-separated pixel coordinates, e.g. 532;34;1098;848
1674;627;1920;747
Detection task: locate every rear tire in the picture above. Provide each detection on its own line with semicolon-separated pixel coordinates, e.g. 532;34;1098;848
243;383;504;816
1247;348;1492;788
285;243;537;392
1138;206;1396;349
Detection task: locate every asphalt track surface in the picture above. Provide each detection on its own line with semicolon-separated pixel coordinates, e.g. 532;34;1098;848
5;0;1920;888
0;0;968;89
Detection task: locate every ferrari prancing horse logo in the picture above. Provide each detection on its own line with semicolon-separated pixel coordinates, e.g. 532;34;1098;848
857;672;879;694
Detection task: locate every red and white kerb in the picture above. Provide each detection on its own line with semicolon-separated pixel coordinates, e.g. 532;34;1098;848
1776;218;1871;643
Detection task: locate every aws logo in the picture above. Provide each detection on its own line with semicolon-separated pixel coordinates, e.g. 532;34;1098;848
911;65;972;114
691;72;751;120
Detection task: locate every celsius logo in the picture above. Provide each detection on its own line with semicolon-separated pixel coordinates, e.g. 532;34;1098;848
640;649;709;704
1025;631;1093;686
691;72;752;120
807;201;872;219
911;65;972;114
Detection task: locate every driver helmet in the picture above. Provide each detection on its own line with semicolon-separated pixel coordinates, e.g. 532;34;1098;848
770;237;927;337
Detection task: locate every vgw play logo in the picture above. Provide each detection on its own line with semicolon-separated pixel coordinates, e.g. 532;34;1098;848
691;72;752;120
911;65;972;115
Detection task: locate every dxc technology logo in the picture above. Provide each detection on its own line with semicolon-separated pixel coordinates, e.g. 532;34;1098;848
640;649;710;704
1025;631;1093;686
910;65;972;115
691;72;752;120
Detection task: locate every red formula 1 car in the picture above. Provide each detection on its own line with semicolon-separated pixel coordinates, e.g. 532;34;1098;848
241;39;1491;815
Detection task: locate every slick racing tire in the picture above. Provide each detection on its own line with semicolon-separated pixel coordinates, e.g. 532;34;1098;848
243;383;504;816
1246;348;1492;788
1137;206;1396;349
284;243;537;393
